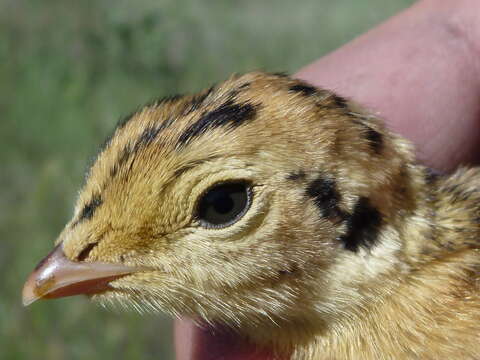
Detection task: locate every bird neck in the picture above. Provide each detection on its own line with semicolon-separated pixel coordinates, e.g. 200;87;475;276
289;166;480;358
401;166;480;264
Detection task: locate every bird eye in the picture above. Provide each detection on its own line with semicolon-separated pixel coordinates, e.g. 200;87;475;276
197;182;252;228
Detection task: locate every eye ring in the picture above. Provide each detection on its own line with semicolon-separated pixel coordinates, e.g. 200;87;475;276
196;181;253;229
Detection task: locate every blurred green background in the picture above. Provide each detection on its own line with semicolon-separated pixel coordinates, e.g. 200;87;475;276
1;0;414;359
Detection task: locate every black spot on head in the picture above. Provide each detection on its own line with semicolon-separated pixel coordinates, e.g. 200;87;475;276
425;168;440;184
177;100;258;147
306;175;345;220
339;197;382;252
78;193;103;222
352;120;383;154
364;126;383;154
289;83;317;97
287;170;306;181
331;95;348;109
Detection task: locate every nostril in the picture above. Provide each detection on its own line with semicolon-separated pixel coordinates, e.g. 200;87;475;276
77;242;98;261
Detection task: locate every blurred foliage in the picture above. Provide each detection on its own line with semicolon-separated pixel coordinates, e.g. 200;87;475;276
1;0;414;359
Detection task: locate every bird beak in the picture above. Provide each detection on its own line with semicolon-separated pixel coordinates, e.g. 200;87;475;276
22;243;138;306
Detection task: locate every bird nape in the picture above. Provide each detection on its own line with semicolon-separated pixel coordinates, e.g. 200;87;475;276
23;72;480;360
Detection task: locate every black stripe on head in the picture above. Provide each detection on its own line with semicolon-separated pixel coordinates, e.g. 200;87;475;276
306;175;345;220
109;146;131;178
78;193;103;223
109;121;170;179
133;119;174;151
185;86;214;114
135;125;163;148
177;100;258;147
339;197;382;252
331;95;348;109
238;82;251;90
289;83;317;97
99;97;178;160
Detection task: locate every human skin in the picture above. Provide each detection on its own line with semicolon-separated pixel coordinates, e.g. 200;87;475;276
175;0;480;358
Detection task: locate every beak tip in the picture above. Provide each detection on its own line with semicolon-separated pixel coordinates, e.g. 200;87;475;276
22;279;39;307
22;243;140;305
22;297;36;307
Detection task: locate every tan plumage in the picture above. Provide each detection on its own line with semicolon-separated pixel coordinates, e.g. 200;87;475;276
24;72;480;359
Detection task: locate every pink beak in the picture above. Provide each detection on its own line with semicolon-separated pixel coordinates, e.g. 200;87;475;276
23;245;282;360
22;244;138;306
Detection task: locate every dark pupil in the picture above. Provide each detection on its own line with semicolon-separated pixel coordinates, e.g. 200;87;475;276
213;195;234;214
198;183;249;227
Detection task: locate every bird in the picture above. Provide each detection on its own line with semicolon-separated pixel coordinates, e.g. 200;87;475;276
23;72;480;359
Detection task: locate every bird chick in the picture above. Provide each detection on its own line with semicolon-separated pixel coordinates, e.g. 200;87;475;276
23;72;480;359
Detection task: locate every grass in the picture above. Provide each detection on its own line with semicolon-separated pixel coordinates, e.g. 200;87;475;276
1;0;414;358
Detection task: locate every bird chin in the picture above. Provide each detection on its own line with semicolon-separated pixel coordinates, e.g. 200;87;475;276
175;318;282;360
93;291;281;359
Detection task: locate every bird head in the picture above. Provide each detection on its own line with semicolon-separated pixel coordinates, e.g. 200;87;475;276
23;72;416;352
